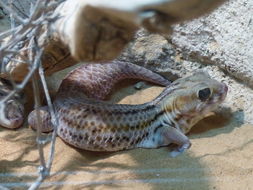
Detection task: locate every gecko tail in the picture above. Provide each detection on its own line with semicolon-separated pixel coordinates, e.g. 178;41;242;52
28;106;54;133
58;61;171;100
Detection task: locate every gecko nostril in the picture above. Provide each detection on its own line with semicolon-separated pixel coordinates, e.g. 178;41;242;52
223;83;228;93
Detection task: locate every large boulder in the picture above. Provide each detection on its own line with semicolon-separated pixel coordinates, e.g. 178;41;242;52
171;0;253;87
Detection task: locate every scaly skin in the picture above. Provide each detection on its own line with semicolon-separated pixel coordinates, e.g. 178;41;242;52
0;78;24;129
28;61;228;154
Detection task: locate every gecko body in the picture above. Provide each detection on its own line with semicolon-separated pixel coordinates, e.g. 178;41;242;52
28;61;227;154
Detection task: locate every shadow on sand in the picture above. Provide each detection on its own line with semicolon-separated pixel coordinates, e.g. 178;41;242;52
0;79;244;190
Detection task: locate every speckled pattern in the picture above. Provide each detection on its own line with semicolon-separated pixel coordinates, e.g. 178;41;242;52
29;61;227;153
0;78;24;129
57;61;171;100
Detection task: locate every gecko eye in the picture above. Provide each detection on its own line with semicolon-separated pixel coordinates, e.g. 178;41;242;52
198;88;211;101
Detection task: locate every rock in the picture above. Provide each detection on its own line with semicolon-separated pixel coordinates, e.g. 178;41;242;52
120;31;180;81
134;81;145;90
51;0;226;62
0;0;227;82
171;0;253;87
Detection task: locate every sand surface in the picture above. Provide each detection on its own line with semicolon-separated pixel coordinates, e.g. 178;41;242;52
0;79;253;190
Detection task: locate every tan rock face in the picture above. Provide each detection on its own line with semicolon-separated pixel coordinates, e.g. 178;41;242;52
171;0;253;87
1;0;227;82
120;32;179;80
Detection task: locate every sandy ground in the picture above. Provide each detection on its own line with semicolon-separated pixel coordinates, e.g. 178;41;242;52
0;4;252;189
0;78;253;190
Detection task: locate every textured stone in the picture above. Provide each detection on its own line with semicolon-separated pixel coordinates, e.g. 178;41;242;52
1;0;227;82
171;0;253;87
120;31;180;80
51;0;226;62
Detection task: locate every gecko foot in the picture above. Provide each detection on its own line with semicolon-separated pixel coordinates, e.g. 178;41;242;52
169;142;191;157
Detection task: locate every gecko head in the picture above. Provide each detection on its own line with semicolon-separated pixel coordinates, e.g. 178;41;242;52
160;71;228;133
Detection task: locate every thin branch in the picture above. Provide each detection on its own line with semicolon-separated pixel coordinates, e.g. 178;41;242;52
29;37;46;170
0;0;25;23
11;2;29;18
0;185;10;190
0;48;42;104
0;1;64;189
37;18;59;172
28;175;44;190
10;58;30;64
0;24;21;39
9;0;15;35
39;63;58;172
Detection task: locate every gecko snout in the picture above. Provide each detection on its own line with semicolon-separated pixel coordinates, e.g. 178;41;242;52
219;82;228;101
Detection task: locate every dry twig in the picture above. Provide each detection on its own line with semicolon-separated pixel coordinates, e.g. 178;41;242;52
0;0;64;189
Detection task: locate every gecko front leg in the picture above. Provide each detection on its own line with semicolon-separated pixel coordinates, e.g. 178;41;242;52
160;126;191;157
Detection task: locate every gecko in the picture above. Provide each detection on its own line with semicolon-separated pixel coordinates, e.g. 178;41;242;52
28;61;228;155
